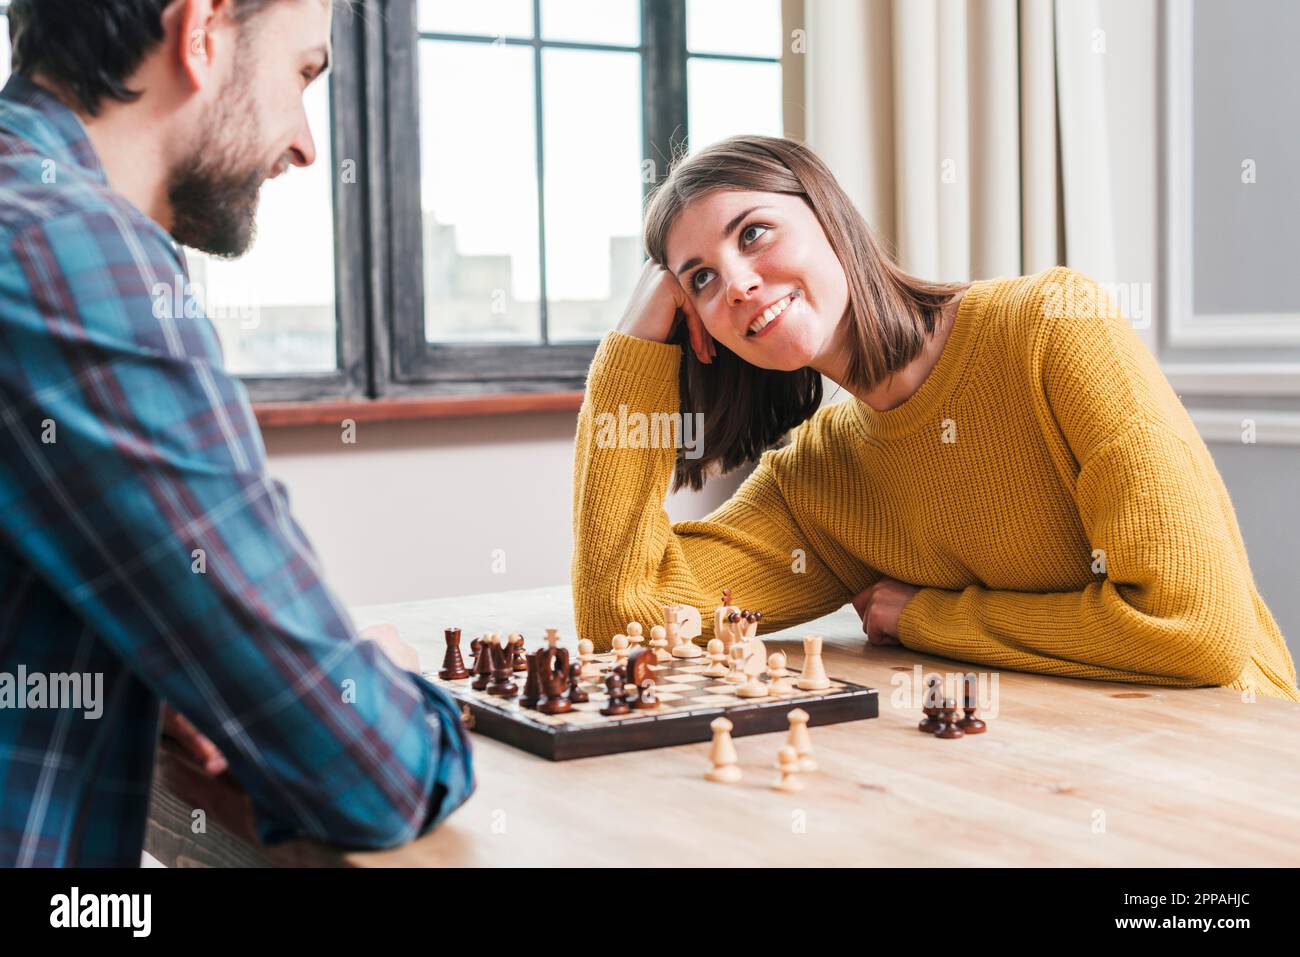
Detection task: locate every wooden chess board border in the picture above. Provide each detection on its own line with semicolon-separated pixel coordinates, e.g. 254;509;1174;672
425;668;880;761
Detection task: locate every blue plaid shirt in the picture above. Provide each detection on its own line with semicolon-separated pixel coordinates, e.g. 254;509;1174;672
0;75;474;867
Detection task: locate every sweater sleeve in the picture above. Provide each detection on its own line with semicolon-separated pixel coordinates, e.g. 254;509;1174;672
898;422;1254;688
897;268;1256;689
572;332;851;650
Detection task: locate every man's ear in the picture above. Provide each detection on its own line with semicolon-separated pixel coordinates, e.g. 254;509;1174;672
172;0;235;91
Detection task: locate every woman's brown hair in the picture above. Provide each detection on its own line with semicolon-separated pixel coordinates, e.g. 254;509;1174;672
643;135;968;491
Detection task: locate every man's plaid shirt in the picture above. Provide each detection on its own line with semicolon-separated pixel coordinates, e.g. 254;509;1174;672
0;75;473;866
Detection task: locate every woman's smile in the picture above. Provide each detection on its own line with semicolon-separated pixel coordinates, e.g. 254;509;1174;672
746;288;801;338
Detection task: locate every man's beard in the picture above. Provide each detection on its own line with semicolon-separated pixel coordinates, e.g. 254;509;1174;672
166;74;270;258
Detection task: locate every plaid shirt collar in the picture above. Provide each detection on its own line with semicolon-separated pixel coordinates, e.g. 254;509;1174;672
0;73;108;184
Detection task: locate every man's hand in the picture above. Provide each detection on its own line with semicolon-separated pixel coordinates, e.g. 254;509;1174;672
851;577;923;646
162;705;227;776
360;622;421;673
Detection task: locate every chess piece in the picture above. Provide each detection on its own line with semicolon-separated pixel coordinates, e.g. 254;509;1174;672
785;707;816;772
773;746;803;792
957;673;987;733
715;589;741;653
470;634;494;691
612;633;630;669
600;672;631;716
626;622;644;650
626;647;655;693
537;647;573;715
578;637;599;679
735;642;769;697
649;625;670;662
934;698;965;738
543;627;561;651
507;633;527;672
767;651;791;692
704;717;741;783
438;627;469;680
635;679;659;710
725;643;747;684
520;650;542;708
666;604;703;641
795;635;831;690
703;638;729;678
485;641;519;697
567;662;589;704
667;606;702;658
918;676;944;733
468;636;482;673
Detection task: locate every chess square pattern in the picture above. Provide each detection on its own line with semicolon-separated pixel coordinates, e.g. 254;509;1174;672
425;651;878;761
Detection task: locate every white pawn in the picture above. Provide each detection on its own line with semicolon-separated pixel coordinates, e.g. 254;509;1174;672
785;707;817;772
773;746;803;792
705;717;742;783
703;638;729;678
578;637;599;678
612;633;630;668
768;651;791;691
795;634;831;690
649;625;670;662
626;622;644;650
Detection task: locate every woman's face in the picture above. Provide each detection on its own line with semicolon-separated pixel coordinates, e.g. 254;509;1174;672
664;189;849;372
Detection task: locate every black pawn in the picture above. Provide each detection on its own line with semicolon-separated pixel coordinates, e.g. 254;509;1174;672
934;699;965;739
600;672;630;716
438;627;469;680
567;662;589;704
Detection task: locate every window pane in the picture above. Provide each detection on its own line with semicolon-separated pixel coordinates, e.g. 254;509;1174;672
687;58;783;152
687;0;782;58
541;0;639;46
188;80;338;375
418;0;533;39
420;41;541;343
542;48;643;342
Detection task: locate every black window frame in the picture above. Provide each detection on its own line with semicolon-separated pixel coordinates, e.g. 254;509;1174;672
237;0;782;403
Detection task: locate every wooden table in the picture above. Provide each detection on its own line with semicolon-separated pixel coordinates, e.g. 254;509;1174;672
146;585;1300;867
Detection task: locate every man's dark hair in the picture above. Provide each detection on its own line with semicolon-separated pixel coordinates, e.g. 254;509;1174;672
7;0;281;116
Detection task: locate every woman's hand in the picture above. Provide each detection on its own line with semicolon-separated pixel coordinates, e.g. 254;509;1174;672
617;260;715;364
360;622;422;673
851;577;922;646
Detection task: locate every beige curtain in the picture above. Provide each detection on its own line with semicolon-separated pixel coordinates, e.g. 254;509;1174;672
803;0;1117;283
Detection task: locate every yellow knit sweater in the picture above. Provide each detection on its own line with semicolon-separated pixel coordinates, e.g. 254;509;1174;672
571;266;1299;701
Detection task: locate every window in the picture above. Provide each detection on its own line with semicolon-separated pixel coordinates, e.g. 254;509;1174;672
384;0;787;396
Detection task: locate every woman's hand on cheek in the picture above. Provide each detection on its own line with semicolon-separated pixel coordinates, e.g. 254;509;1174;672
851;577;922;646
617;260;714;364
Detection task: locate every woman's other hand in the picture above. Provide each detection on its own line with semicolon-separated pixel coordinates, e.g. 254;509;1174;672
616;260;715;364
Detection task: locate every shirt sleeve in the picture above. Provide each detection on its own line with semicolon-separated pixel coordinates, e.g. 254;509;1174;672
896;268;1258;691
0;208;474;847
572;331;851;649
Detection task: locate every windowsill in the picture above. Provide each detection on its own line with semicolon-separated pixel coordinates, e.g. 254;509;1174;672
253;392;584;428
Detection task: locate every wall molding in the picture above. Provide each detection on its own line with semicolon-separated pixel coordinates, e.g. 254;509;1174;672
1188;409;1300;447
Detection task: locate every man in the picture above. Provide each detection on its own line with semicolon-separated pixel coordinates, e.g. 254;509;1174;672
0;0;473;867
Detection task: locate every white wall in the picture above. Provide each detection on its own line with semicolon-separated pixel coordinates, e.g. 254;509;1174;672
263;411;747;609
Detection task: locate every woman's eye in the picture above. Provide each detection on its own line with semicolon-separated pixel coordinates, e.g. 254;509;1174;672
692;269;714;291
741;223;770;244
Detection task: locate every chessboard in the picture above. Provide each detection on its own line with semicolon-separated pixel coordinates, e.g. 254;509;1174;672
424;650;878;761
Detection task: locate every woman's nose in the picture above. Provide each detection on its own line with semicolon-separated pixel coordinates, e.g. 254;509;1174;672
727;275;761;305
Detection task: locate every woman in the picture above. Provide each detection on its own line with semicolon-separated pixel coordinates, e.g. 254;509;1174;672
571;135;1298;701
